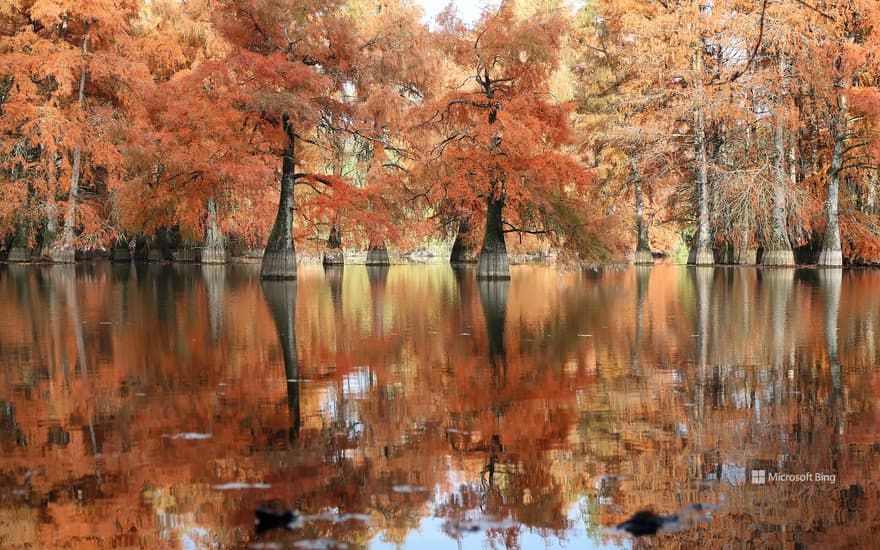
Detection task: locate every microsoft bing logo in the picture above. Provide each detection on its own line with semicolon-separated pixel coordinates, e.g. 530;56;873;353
751;469;766;485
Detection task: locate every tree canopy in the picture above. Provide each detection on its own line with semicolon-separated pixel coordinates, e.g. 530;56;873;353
3;0;880;269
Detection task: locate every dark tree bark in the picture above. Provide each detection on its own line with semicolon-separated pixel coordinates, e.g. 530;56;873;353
476;195;510;280
261;114;298;279
365;238;390;265
450;217;477;264
111;238;131;262
323;217;344;265
8;220;33;263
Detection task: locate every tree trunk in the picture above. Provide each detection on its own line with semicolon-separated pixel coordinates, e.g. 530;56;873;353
764;54;795;266
450;217;477;264
39;200;58;259
323;146;345;266
688;101;714;265
476;195;510;280
734;222;757;264
8;220;33;263
818;106;845;267
202;196;228;264
365;238;390;265
322;215;344;265
111;238;131;262
261;114;298;279
51;28;89;264
866;170;878;216
632;160;653;265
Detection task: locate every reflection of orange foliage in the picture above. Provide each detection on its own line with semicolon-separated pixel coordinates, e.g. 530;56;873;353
1;264;880;548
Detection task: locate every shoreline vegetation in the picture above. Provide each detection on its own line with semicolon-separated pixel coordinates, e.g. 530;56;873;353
7;246;879;269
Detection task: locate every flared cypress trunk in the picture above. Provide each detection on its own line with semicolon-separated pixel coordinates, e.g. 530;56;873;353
818;111;845;267
734;224;757;264
202;197;228;264
111;238;130;262
51;29;89;264
476;195;510;280
632;162;653;265
365;238;390;265
450;218;477;264
39;200;58;259
688;106;713;265
8;221;33;263
261;114;298;279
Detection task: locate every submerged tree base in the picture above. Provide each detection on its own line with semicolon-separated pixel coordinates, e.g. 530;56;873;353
172;248;200;263
112;244;131;262
365;245;390;266
476;251;511;280
7;247;32;263
148;248;168;262
633;249;654;265
201;246;229;264
734;248;758;265
763;248;795;266
49;245;75;263
817;248;843;267
450;237;477;264
323;250;344;265
261;248;297;279
687;244;714;266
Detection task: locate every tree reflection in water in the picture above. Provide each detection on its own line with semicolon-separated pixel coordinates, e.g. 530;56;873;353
0;264;877;548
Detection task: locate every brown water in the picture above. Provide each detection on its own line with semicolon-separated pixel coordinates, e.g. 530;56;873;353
0;263;877;549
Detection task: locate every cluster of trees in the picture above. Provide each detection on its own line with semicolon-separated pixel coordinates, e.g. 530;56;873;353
2;0;880;276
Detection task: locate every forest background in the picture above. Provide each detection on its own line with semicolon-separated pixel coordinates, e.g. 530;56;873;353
3;0;880;279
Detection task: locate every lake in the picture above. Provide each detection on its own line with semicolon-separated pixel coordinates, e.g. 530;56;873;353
0;263;877;548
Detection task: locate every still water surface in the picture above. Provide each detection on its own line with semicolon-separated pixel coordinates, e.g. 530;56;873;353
0;263;878;549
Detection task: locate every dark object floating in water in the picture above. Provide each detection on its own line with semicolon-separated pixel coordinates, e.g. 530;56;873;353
616;510;679;536
255;507;298;534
